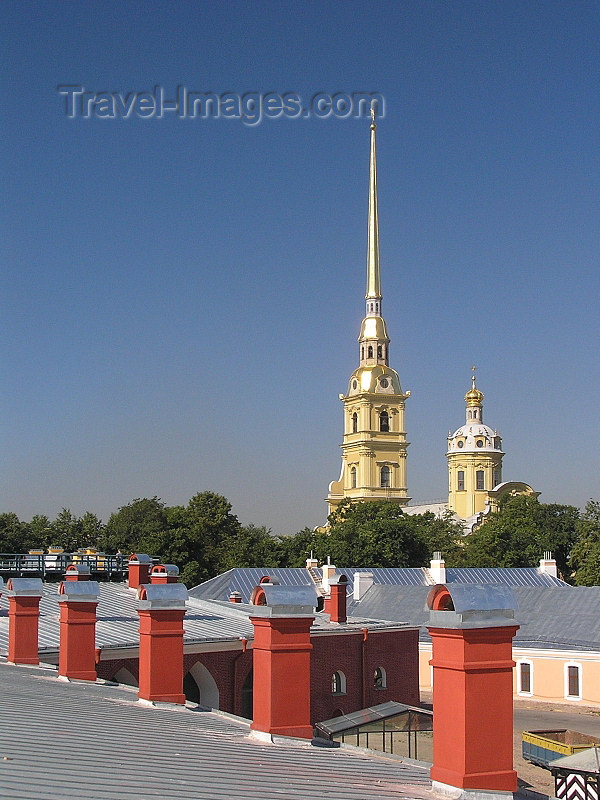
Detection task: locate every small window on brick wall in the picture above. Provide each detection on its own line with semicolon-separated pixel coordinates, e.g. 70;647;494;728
373;667;386;690
332;671;346;695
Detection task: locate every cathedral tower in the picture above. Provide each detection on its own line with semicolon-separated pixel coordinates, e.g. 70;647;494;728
446;369;504;519
327;112;410;516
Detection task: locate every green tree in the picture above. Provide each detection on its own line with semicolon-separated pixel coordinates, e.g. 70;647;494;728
50;509;86;552
278;527;323;567
100;497;169;554
317;500;462;568
220;524;282;571
182;491;243;582
0;513;35;552
132;491;250;587
79;511;104;547
462;495;579;578
29;515;53;548
569;501;600;586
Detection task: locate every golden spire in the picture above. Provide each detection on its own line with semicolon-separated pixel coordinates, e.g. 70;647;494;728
366;104;381;300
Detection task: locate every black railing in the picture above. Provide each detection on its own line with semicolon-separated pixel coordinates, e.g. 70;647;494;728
0;553;128;580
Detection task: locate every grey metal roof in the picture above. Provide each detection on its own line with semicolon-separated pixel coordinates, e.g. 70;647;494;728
0;660;433;800
348;585;600;651
189;567;317;603
0;581;412;659
190;566;566;603
0;582;256;656
445;567;565;587
510;586;600;651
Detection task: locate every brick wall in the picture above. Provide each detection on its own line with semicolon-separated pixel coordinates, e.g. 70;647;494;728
98;627;419;724
310;628;420;722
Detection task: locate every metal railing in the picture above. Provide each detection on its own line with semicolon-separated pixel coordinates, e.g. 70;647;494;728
0;553;128;580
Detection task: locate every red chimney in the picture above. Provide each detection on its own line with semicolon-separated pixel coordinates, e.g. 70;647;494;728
249;584;317;740
149;564;180;584
57;580;99;681
229;591;242;603
64;564;91;581
324;574;348;623
6;578;43;665
128;553;153;589
137;582;188;704
426;583;519;794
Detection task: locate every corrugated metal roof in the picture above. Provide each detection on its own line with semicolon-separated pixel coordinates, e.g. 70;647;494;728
190;566;566;603
0;661;433;800
189;567;317;603
0;581;412;658
0;582;256;655
348;584;600;651
446;567;565;587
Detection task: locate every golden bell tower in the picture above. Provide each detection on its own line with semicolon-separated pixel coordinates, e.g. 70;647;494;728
327;111;410;515
447;368;504;519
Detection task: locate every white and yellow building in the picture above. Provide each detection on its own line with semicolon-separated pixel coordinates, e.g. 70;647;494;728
327;111;410;516
326;118;537;528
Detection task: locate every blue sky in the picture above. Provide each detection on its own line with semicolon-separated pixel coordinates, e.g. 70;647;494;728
3;1;599;535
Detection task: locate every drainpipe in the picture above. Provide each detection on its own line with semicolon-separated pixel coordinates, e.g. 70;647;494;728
361;628;369;708
232;637;248;716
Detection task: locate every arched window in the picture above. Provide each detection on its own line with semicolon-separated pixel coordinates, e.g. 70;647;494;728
367;345;373;358
377;345;382;358
350;467;357;488
361;347;364;360
352;412;358;433
373;667;386;689
380;465;391;488
379;411;389;432
457;471;465;491
332;671;346;695
476;470;485;490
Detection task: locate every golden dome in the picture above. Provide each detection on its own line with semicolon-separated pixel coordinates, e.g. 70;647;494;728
465;369;484;406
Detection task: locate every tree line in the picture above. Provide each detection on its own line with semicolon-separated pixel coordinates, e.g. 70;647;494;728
1;492;598;587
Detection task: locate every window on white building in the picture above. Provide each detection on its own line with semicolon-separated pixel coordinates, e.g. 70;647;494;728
565;663;582;699
518;661;533;695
